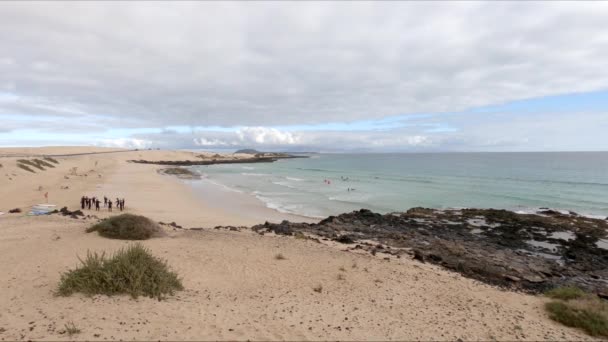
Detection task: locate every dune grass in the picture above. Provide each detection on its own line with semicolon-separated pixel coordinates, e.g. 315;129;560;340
544;286;608;337
57;244;183;300
43;156;59;164
33;158;55;168
16;163;35;173
86;214;161;240
546;286;586;301
17;159;45;170
64;321;81;336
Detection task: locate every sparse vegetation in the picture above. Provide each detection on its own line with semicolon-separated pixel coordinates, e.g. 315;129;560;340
545;301;608;337
33;158;55;168
86;214;162;240
17;159;45;170
64;321;81;336
274;253;286;260
339;266;346;272
57;244;183;300
294;231;307;240
17;163;35;173
546;286;586;301
544;286;608;337
313;285;323;293
337;274;345;281
43;156;59;164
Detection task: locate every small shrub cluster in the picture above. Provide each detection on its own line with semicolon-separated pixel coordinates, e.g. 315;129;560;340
57;244;183;300
87;214;162;240
64;321;81;336
544;286;608;337
546;286;586;301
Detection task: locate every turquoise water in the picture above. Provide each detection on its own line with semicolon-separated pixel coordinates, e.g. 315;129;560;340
191;152;608;219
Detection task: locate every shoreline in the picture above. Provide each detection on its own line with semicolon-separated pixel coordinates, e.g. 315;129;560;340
0;147;604;341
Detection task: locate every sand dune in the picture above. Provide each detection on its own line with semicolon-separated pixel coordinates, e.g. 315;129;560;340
0;147;595;340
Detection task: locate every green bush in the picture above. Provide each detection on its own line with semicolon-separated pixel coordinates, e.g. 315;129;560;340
87;214;161;240
57;244;183;300
546;286;586;300
545;301;608;337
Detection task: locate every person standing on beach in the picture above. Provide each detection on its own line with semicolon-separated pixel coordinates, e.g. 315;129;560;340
95;199;100;211
104;196;107;208
108;200;112;212
81;196;85;210
122;198;125;210
88;197;92;210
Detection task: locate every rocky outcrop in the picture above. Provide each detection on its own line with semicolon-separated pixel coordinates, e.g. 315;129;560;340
128;154;307;166
252;208;608;295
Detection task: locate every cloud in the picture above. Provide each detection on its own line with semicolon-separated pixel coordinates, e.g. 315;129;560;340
1;2;608;151
1;2;608;130
236;127;300;145
96;138;151;149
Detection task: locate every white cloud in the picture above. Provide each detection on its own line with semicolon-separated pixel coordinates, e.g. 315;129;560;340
193;137;234;147
2;2;608;151
0;2;607;129
236;127;300;145
96;138;151;149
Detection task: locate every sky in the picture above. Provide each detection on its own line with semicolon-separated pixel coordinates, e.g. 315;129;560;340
1;2;607;152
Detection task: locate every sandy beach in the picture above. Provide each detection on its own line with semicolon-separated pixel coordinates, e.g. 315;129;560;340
0;147;597;340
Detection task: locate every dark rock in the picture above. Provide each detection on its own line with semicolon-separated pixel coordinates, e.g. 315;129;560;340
413;250;425;263
241;207;608;294
55;207;84;218
504;275;521;282
334;235;355;244
523;275;546;283
169;222;183;229
8;208;21;213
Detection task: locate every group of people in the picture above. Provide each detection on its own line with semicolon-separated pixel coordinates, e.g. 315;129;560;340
80;196;126;212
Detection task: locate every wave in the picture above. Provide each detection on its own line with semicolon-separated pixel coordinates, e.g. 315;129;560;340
271;181;299;189
328;193;372;204
513;206;608;220
203;179;244;193
242;166;255;170
241;172;270;177
253;193;324;218
286;176;304;181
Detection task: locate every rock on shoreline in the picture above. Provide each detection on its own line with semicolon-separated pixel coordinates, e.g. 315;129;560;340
252;208;608;296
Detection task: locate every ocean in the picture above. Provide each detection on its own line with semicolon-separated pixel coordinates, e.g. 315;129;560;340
190;152;608;219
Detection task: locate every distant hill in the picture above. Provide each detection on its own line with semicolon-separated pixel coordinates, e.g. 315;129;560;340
234;149;260;154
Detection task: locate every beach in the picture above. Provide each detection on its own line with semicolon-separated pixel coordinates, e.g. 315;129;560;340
0;147;598;340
